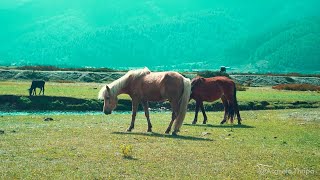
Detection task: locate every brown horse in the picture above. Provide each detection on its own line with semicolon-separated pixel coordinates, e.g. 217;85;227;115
98;67;191;135
190;76;241;125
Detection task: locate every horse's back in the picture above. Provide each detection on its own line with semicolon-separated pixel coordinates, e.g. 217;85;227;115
191;76;234;101
138;71;185;101
207;76;234;87
31;80;45;87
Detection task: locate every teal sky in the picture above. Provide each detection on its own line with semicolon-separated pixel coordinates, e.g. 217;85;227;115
0;0;319;72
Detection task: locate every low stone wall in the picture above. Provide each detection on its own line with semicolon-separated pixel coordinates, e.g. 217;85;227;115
0;69;319;86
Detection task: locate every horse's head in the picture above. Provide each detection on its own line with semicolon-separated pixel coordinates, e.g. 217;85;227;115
190;76;205;98
101;85;118;115
28;88;32;96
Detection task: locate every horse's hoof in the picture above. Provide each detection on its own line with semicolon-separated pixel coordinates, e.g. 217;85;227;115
147;129;152;132
126;129;132;132
165;130;170;134
192;121;197;125
172;132;178;136
203;121;207;124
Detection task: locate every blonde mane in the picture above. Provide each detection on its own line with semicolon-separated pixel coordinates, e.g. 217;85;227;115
98;67;151;99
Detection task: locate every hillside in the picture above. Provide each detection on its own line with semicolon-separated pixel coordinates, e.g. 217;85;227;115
226;18;320;73
0;1;319;73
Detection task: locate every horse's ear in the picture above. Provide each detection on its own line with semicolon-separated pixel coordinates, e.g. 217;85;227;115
195;75;204;81
106;85;111;93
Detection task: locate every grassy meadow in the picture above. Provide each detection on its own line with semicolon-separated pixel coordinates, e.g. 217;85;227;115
1;81;319;103
0;109;319;179
0;80;319;179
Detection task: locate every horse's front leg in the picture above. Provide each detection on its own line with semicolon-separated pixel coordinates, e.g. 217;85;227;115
200;102;208;124
192;101;200;124
142;101;152;132
127;99;139;132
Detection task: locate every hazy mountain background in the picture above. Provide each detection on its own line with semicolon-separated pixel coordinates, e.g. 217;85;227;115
0;0;319;73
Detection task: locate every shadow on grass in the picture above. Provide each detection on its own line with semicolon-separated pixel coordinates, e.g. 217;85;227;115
123;156;138;161
183;123;255;129
112;132;213;141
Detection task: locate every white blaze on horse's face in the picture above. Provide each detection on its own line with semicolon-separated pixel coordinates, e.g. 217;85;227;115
103;85;118;115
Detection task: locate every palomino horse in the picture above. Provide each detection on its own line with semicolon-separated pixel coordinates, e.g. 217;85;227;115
29;80;45;96
98;67;191;135
190;76;241;125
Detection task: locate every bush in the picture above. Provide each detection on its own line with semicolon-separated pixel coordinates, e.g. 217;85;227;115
236;83;247;91
272;84;320;91
197;70;230;78
51;100;65;109
17;97;32;108
120;144;133;159
86;100;101;110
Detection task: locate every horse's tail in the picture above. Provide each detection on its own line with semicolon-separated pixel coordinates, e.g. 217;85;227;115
233;82;241;123
173;77;191;134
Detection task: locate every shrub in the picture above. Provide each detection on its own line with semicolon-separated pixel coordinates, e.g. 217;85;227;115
51;100;65;109
120;144;133;159
236;83;247;91
197;70;230;78
272;84;320;91
18;97;32;104
83;100;101;110
17;97;32;109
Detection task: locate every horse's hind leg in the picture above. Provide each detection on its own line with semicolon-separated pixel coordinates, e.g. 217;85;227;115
237;112;241;125
127;100;139;132
220;96;228;124
228;102;235;124
200;102;208;124
192;101;200;124
236;105;241;125
234;100;241;125
39;87;42;95
142;101;152;132
165;112;176;134
165;101;178;134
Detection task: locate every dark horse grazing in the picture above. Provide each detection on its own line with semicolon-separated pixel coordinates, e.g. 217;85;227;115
29;80;45;96
190;76;241;125
98;67;191;135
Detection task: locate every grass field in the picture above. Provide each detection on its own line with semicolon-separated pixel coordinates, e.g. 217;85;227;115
0;109;319;179
1;81;319;103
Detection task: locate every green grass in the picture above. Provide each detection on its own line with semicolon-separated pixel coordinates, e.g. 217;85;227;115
0;109;319;179
0;81;130;100
237;87;320;102
1;81;319;103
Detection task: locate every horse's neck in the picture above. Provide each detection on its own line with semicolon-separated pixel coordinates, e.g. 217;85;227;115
110;68;150;96
110;79;129;96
